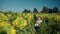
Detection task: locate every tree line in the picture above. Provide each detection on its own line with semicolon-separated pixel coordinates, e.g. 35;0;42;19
23;6;60;13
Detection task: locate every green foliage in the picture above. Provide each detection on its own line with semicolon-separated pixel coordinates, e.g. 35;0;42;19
0;30;7;34
38;17;60;34
0;12;60;34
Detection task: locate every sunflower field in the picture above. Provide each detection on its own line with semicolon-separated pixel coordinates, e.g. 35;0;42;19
0;12;60;34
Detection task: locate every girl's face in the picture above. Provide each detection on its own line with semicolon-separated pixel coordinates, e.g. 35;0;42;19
38;17;41;20
36;17;41;21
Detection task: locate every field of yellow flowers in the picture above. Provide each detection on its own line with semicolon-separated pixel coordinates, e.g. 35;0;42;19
0;12;60;34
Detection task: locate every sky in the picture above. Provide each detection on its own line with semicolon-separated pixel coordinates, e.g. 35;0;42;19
0;0;60;12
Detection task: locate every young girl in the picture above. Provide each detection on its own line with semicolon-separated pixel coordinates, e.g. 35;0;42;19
34;17;42;34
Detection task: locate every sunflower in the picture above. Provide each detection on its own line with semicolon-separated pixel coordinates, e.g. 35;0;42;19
12;16;28;29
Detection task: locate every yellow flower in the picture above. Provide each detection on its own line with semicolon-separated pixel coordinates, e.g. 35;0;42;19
0;23;4;27
10;27;16;34
20;19;27;29
12;17;19;26
7;14;11;17
7;26;16;34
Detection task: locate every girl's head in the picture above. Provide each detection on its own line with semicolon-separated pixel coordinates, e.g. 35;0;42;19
36;16;42;20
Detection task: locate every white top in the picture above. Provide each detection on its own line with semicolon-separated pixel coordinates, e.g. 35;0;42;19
35;20;42;27
35;23;39;27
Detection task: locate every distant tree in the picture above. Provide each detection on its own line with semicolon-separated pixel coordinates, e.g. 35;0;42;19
41;6;59;13
8;10;13;14
27;10;31;13
57;11;60;13
49;8;52;13
23;9;31;13
23;9;27;13
41;6;49;13
59;11;60;13
53;7;58;13
33;8;39;13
